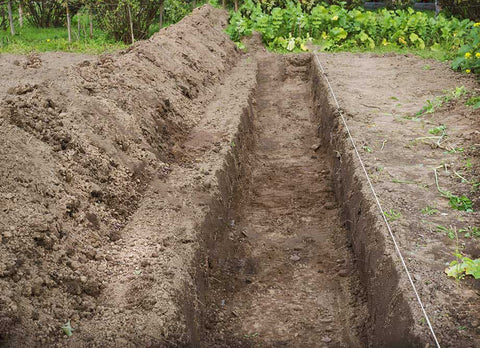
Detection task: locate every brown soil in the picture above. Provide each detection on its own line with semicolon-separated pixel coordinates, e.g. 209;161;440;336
0;5;242;346
205;53;367;347
1;6;479;347
316;52;480;347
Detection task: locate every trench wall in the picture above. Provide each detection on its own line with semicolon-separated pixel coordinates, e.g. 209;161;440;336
309;55;427;347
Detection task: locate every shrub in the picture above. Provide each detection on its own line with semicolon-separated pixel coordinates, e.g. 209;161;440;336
452;22;480;75
23;0;82;28
95;0;162;43
439;0;480;21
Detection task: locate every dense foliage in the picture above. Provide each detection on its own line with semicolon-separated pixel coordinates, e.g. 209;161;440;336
439;0;480;21
453;23;480;75
227;0;479;74
95;0;162;43
23;0;82;28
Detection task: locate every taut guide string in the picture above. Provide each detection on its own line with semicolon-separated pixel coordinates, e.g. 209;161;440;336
313;52;441;348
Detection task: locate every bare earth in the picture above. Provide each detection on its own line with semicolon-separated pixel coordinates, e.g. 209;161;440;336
0;5;479;347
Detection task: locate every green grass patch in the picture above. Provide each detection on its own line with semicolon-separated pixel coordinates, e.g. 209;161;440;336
0;23;126;54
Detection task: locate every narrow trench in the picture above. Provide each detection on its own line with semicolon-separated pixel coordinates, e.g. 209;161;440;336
205;54;367;347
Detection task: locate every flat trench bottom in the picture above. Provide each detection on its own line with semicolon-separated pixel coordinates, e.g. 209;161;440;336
206;54;367;347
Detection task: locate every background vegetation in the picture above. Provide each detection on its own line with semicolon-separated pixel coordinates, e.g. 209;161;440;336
0;0;479;74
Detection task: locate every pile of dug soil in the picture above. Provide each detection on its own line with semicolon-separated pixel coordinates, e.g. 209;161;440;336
0;5;238;346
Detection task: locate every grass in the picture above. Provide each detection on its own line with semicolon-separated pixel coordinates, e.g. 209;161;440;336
0;24;127;54
384;209;401;222
422;206;439;215
327;43;452;61
0;13;130;54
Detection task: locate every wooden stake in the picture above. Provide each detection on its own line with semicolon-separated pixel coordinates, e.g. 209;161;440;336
159;1;164;29
128;5;134;44
7;0;14;35
66;0;71;43
18;2;23;28
234;0;238;12
222;0;226;9
89;7;93;38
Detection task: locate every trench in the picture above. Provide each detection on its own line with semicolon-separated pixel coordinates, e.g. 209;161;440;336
192;52;426;347
198;53;367;347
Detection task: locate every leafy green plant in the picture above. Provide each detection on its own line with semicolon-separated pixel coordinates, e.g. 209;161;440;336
415;99;440;117
436;224;456;239
428;125;446;136
466;95;480;109
434;167;473;212
445;147;464;154
228;1;477;65
448;193;473;212
384;209;401;221
459;226;480;238
62;320;74;337
446;253;480;279
451;22;480;75
422;206;439;215
465;158;473;171
362;145;372;153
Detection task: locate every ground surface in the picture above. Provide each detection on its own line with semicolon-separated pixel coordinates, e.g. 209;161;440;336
0;6;479;347
205;53;367;347
318;52;480;346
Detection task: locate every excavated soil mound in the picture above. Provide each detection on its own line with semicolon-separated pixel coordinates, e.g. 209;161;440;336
0;5;239;346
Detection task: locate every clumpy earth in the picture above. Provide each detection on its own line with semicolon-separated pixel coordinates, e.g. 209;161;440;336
0;5;241;346
0;4;479;347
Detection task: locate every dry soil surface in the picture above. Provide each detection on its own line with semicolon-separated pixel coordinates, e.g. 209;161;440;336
317;52;480;347
1;6;480;348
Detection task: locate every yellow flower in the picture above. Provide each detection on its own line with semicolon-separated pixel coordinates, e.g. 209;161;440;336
476;52;480;58
46;39;51;42
466;69;471;73
398;37;407;45
322;32;328;40
300;43;308;52
474;22;480;27
465;52;472;59
382;38;389;46
332;16;338;21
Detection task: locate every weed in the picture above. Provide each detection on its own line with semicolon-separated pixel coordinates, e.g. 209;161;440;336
466;96;480;109
434;167;473;212
415;87;469;117
62;320;74;337
436;224;456;239
451;86;468;99
362;145;372;153
446;253;480;280
428;125;446;136
415;99;438;117
465;158;473;171
423;64;431;70
235;41;247;51
392;178;417;184
459;226;480;238
444;148;464;154
448;194;473;212
244;332;259;338
422;206;439;215
384;209;401;222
